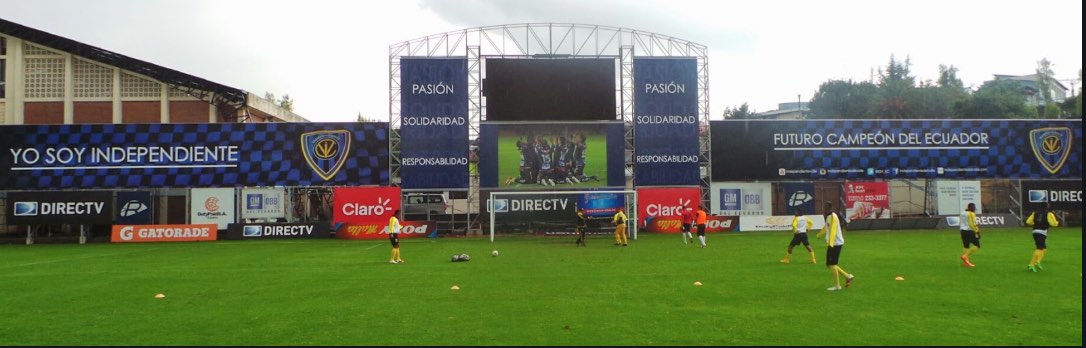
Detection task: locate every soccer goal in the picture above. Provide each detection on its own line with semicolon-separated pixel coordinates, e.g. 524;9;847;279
486;190;637;242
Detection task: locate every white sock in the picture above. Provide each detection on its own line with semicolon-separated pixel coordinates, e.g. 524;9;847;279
699;236;706;246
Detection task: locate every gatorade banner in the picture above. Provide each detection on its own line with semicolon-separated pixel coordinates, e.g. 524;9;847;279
111;224;218;242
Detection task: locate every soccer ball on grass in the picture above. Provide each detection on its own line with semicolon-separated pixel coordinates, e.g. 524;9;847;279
491;250;499;257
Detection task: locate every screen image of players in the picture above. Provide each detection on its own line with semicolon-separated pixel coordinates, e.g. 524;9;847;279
501;125;604;187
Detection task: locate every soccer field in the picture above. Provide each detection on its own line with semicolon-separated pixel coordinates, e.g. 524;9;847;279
0;228;1080;346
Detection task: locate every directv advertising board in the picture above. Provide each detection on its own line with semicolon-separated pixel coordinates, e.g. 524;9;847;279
0;122;389;189
225;222;331;240
710;119;1082;180
1021;180;1082;211
632;58;700;186
400;57;470;189
483;191;580;233
6;191;113;225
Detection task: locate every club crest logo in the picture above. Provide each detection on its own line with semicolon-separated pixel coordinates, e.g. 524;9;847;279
1029;127;1071;175
302;130;352;181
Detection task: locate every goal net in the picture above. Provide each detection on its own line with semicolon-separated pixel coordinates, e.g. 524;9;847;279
486;190;637;242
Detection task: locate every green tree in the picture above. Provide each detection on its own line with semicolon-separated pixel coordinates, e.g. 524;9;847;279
278;94;294;112
1077;69;1082;117
722;103;757;119
937;64;964;90
1035;58;1056;104
874;55;917;119
808;79;878;119
954;79;1035;119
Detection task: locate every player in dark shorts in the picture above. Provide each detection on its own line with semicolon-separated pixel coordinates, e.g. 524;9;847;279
575;209;588;246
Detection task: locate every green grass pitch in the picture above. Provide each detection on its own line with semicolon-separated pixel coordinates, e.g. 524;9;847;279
0;227;1080;345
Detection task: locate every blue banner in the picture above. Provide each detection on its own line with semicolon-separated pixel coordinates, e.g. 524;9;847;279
633;58;700;186
0;122;389;189
576;192;625;218
116;191;153;224
399;57;469;189
782;183;816;215
479;122;626;189
711;119;1083;180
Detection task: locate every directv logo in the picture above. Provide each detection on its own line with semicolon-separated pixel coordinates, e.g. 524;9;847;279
14;202;38;216
788;191;813;207
945;216;961;227
1028;190;1048;203
243;225;262;237
491;199;509;212
119;200;148;217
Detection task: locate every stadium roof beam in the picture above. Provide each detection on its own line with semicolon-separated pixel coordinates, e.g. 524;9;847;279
1;18;303;123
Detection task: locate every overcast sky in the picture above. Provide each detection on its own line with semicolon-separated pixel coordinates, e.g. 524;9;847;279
2;0;1081;122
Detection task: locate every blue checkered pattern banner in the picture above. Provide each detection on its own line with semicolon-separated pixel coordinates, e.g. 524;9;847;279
711;119;1082;181
0;123;389;189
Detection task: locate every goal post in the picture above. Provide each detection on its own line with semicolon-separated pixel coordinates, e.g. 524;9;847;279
487;190;637;242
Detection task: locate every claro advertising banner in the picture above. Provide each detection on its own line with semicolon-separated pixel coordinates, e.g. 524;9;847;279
332;187;402;224
111;224;218;242
0;122;390;189
400;57;470;189
636;187;699;228
6;191;113;225
710;119;1082;180
632;57;700;186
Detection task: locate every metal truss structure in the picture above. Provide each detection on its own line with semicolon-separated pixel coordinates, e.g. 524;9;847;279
389;23;711;231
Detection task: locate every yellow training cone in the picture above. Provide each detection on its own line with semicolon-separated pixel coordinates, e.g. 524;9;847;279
450;285;460;290
154;293;166;299
894;276;905;281
693;281;703;286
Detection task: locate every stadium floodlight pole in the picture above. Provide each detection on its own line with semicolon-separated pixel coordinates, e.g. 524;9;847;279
488;190;637;242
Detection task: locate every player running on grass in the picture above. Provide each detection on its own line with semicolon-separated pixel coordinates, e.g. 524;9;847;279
780;209;817;264
816;202;854;291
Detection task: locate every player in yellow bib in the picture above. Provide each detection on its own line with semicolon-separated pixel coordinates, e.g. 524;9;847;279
388;210;404;264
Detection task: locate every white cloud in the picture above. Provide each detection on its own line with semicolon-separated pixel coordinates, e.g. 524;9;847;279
1;0;1081;121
